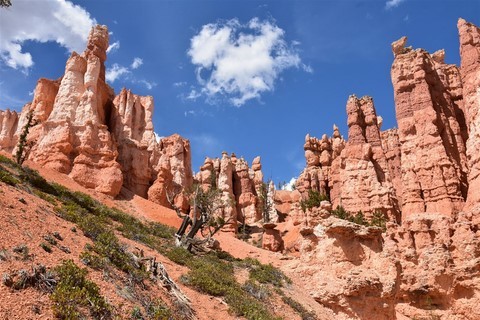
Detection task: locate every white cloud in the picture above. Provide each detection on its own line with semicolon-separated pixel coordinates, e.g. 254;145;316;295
131;57;143;69
105;63;129;83
187;18;304;106
0;0;95;69
385;0;406;10
105;63;155;89
107;41;120;54
136;79;156;90
281;177;297;191
184;110;196;117
173;81;187;87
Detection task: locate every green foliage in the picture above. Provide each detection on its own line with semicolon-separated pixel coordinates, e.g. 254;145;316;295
0;167;19;186
370;210;387;231
39;242;52;253
172;251;286;320
80;251;107;270
165;247;193;266
281;295;317;320
300;190;329;212
15;110;37;165
182;255;236;296
0;154;16;166
331;206;387;231
243;258;291;287
51;260;111;319
225;290;281;320
258;180;275;223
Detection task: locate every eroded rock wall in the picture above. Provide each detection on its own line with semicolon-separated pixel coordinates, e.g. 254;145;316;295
391;36;468;219
458;19;480;210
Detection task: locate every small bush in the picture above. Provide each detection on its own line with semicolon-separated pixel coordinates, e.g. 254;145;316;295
12;244;30;260
0;154;16;166
242;280;269;300
40;242;52;253
80;251;107;270
51;260;111;319
182;255;236;296
370;210;387;231
300;190;329;212
281;295;317;320
0;167;19;186
165;247;193;266
243;258;291;287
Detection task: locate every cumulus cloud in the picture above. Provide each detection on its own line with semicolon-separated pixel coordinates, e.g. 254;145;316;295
131;57;143;69
106;58;155;89
0;0;95;69
385;0;406;10
187;18;304;106
107;41;120;54
106;64;129;83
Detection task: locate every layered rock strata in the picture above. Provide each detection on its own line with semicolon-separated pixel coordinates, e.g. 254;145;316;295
0;109;18;151
391;36;468;218
458;19;480;210
292;19;478;224
0;25;192;203
195;153;265;229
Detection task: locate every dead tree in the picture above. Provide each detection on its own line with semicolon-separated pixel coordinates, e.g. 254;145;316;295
166;184;230;252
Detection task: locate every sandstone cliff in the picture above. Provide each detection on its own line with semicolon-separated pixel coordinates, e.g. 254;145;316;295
0;25;192;204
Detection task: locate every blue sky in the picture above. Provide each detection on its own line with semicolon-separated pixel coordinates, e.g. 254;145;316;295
1;0;479;187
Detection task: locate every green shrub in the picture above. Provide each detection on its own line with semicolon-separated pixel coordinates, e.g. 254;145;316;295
182;255;236;296
51;260;111;319
225;289;280;320
0;154;16;166
39;242;52;253
0;167;19;186
165;247;193;266
281;295;317;320
370;210;387;231
300;190;329;212
243;258;291;287
80;251;107;270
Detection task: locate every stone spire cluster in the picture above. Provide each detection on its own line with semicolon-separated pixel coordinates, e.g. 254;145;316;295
295;18;480;223
0;25;192;205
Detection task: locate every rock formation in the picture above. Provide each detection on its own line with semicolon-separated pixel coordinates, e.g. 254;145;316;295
458;19;480;210
195;153;266;229
148;134;193;211
0;109;18;151
0;25;192;203
391;35;468;219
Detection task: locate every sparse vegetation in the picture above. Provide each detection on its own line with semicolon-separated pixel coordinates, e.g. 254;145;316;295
2;265;56;293
40;242;52;253
51;260;111;319
15;110;38;166
168;250;288;320
331;205;387;231
281;294;317;320
300;190;329;212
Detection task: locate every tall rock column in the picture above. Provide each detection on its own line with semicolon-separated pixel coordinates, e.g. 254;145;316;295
391;37;468;218
458;18;480;209
218;152;237;231
30;25;122;196
111;88;157;197
331;95;398;220
233;158;259;224
0;110;18;152
148;134;193;211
